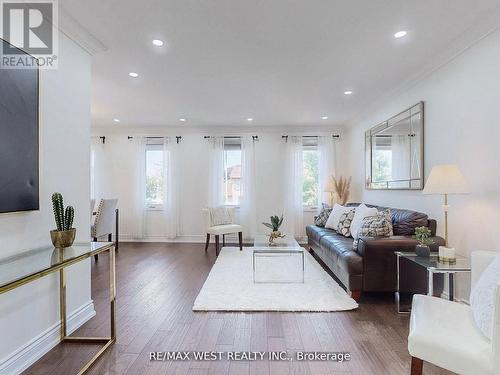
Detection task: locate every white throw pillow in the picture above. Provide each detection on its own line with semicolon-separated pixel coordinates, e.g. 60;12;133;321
470;255;500;340
350;203;378;239
325;204;351;231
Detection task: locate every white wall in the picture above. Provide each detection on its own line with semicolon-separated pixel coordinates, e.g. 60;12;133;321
0;34;92;374
346;28;500;299
91;126;348;243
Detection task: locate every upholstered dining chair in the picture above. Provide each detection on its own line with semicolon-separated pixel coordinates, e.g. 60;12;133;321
408;251;500;375
91;198;119;261
202;207;243;256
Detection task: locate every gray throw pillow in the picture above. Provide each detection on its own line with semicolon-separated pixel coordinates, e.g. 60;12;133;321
315;207;332;227
353;209;393;249
337;209;356;237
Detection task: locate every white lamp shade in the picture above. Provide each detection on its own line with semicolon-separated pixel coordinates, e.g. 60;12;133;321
422;164;470;195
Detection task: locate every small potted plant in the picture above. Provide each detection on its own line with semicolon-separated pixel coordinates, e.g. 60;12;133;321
50;192;76;248
262;215;285;246
412;226;434;257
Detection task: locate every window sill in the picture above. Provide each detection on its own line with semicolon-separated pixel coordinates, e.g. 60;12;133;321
303;207;319;213
146;204;163;211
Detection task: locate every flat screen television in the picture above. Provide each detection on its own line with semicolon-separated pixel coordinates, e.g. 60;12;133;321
0;39;39;213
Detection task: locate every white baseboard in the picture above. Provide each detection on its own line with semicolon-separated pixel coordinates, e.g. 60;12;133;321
0;301;96;375
118;234;308;245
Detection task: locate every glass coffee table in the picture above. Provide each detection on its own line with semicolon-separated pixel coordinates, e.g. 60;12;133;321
395;251;471;313
253;234;304;283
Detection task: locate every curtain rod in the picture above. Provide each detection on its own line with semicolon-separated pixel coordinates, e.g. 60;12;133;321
203;136;259;141
127;136;183;143
204;136;240;139
281;134;340;141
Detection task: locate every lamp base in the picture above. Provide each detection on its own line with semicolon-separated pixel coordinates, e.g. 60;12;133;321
438;246;456;264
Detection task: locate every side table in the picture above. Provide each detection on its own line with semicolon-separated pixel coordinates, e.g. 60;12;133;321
395;251;471;313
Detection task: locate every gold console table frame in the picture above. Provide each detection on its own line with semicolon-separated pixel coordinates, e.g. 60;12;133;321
0;242;116;375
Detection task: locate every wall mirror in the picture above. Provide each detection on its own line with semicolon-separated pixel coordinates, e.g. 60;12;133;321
365;102;424;190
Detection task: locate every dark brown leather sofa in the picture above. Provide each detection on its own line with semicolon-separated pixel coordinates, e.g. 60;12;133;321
306;203;445;301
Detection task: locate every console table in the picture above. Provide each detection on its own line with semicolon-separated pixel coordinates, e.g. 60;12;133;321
0;242;116;374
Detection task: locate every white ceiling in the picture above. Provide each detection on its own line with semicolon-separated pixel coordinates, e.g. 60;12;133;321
61;0;500;128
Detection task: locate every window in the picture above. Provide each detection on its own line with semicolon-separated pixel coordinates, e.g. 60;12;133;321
372;136;392;183
223;138;242;205
145;143;164;208
302;138;319;207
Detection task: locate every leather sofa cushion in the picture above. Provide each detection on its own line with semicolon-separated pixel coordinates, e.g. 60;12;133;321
390;208;428;235
319;234;363;275
306;225;335;244
347;203;428;236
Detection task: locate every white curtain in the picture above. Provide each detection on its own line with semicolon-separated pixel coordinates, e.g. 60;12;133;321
131;136;146;239
90;136;110;201
392;134;410;188
240;136;257;238
283;136;304;238
162;137;179;239
207;136;225;207
318;136;337;207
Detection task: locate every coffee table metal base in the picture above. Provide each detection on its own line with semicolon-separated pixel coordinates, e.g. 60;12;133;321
253;249;304;284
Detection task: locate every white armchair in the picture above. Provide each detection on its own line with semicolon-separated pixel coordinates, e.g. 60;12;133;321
202;207;243;256
408;251;500;375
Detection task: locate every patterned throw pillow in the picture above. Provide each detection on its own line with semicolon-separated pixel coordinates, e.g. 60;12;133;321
353;209;393;249
337;209;356;237
314;207;332;227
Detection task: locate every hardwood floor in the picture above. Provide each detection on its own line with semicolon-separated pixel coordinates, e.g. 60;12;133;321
23;243;451;375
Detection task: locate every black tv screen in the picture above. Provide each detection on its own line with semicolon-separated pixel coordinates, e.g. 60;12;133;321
0;39;39;213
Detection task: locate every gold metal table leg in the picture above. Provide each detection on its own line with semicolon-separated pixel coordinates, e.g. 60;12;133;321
59;252;67;340
60;245;117;374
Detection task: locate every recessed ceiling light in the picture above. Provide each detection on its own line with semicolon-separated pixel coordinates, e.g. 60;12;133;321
344;90;353;95
247;118;253;122
179;118;186;122
113;118;120;123
129;72;139;78
394;30;407;39
321;116;328;120
152;39;164;47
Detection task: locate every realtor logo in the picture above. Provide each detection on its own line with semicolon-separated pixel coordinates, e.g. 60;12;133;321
1;0;58;68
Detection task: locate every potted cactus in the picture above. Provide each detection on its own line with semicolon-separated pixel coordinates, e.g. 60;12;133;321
50;192;76;248
412;226;434;257
262;215;285;246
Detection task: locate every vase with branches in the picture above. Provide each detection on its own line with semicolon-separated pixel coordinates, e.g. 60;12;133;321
328;176;351;205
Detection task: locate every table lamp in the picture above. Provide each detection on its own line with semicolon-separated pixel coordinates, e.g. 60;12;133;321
422;164;470;262
324;177;336;207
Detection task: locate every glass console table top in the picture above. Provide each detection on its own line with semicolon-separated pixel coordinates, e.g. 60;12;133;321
0;242;113;291
395;252;471;272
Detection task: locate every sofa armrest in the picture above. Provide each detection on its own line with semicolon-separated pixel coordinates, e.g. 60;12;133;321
357;235;445;257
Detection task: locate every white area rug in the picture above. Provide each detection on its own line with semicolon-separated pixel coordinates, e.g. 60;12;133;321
193;247;358;312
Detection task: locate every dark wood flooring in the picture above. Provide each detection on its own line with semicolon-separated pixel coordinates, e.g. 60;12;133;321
23;242;451;375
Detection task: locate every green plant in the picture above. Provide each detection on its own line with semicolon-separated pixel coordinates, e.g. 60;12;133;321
262;215;284;232
52;192;74;231
412;226;434;246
